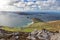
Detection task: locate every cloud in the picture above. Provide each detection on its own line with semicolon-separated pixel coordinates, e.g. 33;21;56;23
0;0;60;11
9;0;60;11
9;0;40;11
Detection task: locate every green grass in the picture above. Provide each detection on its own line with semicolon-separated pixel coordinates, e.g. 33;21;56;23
1;20;60;32
2;26;21;32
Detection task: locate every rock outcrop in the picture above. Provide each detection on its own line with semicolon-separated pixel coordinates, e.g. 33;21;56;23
0;29;30;40
0;29;60;40
27;29;60;40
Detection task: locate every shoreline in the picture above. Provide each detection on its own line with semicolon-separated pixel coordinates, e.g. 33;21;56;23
24;22;34;27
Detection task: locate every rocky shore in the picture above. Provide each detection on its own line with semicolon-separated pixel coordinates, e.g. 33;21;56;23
0;29;60;40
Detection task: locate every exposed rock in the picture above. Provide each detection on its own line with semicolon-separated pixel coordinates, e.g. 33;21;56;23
50;33;60;40
0;29;60;40
27;29;60;40
0;38;5;40
0;29;30;40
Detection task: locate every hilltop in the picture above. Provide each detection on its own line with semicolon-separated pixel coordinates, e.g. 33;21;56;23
23;20;60;32
1;19;60;32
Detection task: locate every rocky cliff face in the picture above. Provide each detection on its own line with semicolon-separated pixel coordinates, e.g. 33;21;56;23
0;29;30;40
27;29;60;40
0;29;60;40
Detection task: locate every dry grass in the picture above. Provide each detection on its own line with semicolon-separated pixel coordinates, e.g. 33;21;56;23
1;20;60;32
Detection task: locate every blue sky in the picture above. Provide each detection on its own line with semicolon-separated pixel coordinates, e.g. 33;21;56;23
0;0;60;12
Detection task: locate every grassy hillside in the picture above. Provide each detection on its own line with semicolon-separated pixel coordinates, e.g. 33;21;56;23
1;20;60;32
20;20;60;32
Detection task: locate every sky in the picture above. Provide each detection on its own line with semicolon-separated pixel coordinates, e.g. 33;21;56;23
0;0;60;12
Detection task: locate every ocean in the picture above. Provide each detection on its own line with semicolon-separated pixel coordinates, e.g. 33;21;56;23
0;11;33;27
0;11;60;27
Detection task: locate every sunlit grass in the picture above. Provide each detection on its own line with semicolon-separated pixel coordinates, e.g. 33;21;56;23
1;20;60;32
2;26;21;32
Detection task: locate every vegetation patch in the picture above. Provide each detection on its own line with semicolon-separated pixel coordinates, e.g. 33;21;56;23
1;20;60;32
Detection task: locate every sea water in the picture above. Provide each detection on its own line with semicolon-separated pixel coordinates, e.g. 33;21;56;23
0;12;33;27
0;12;60;27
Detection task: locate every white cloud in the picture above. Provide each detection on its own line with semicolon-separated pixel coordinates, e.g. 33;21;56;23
0;0;60;11
13;2;25;8
9;0;60;11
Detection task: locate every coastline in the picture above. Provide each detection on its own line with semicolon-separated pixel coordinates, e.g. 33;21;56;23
24;22;34;27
